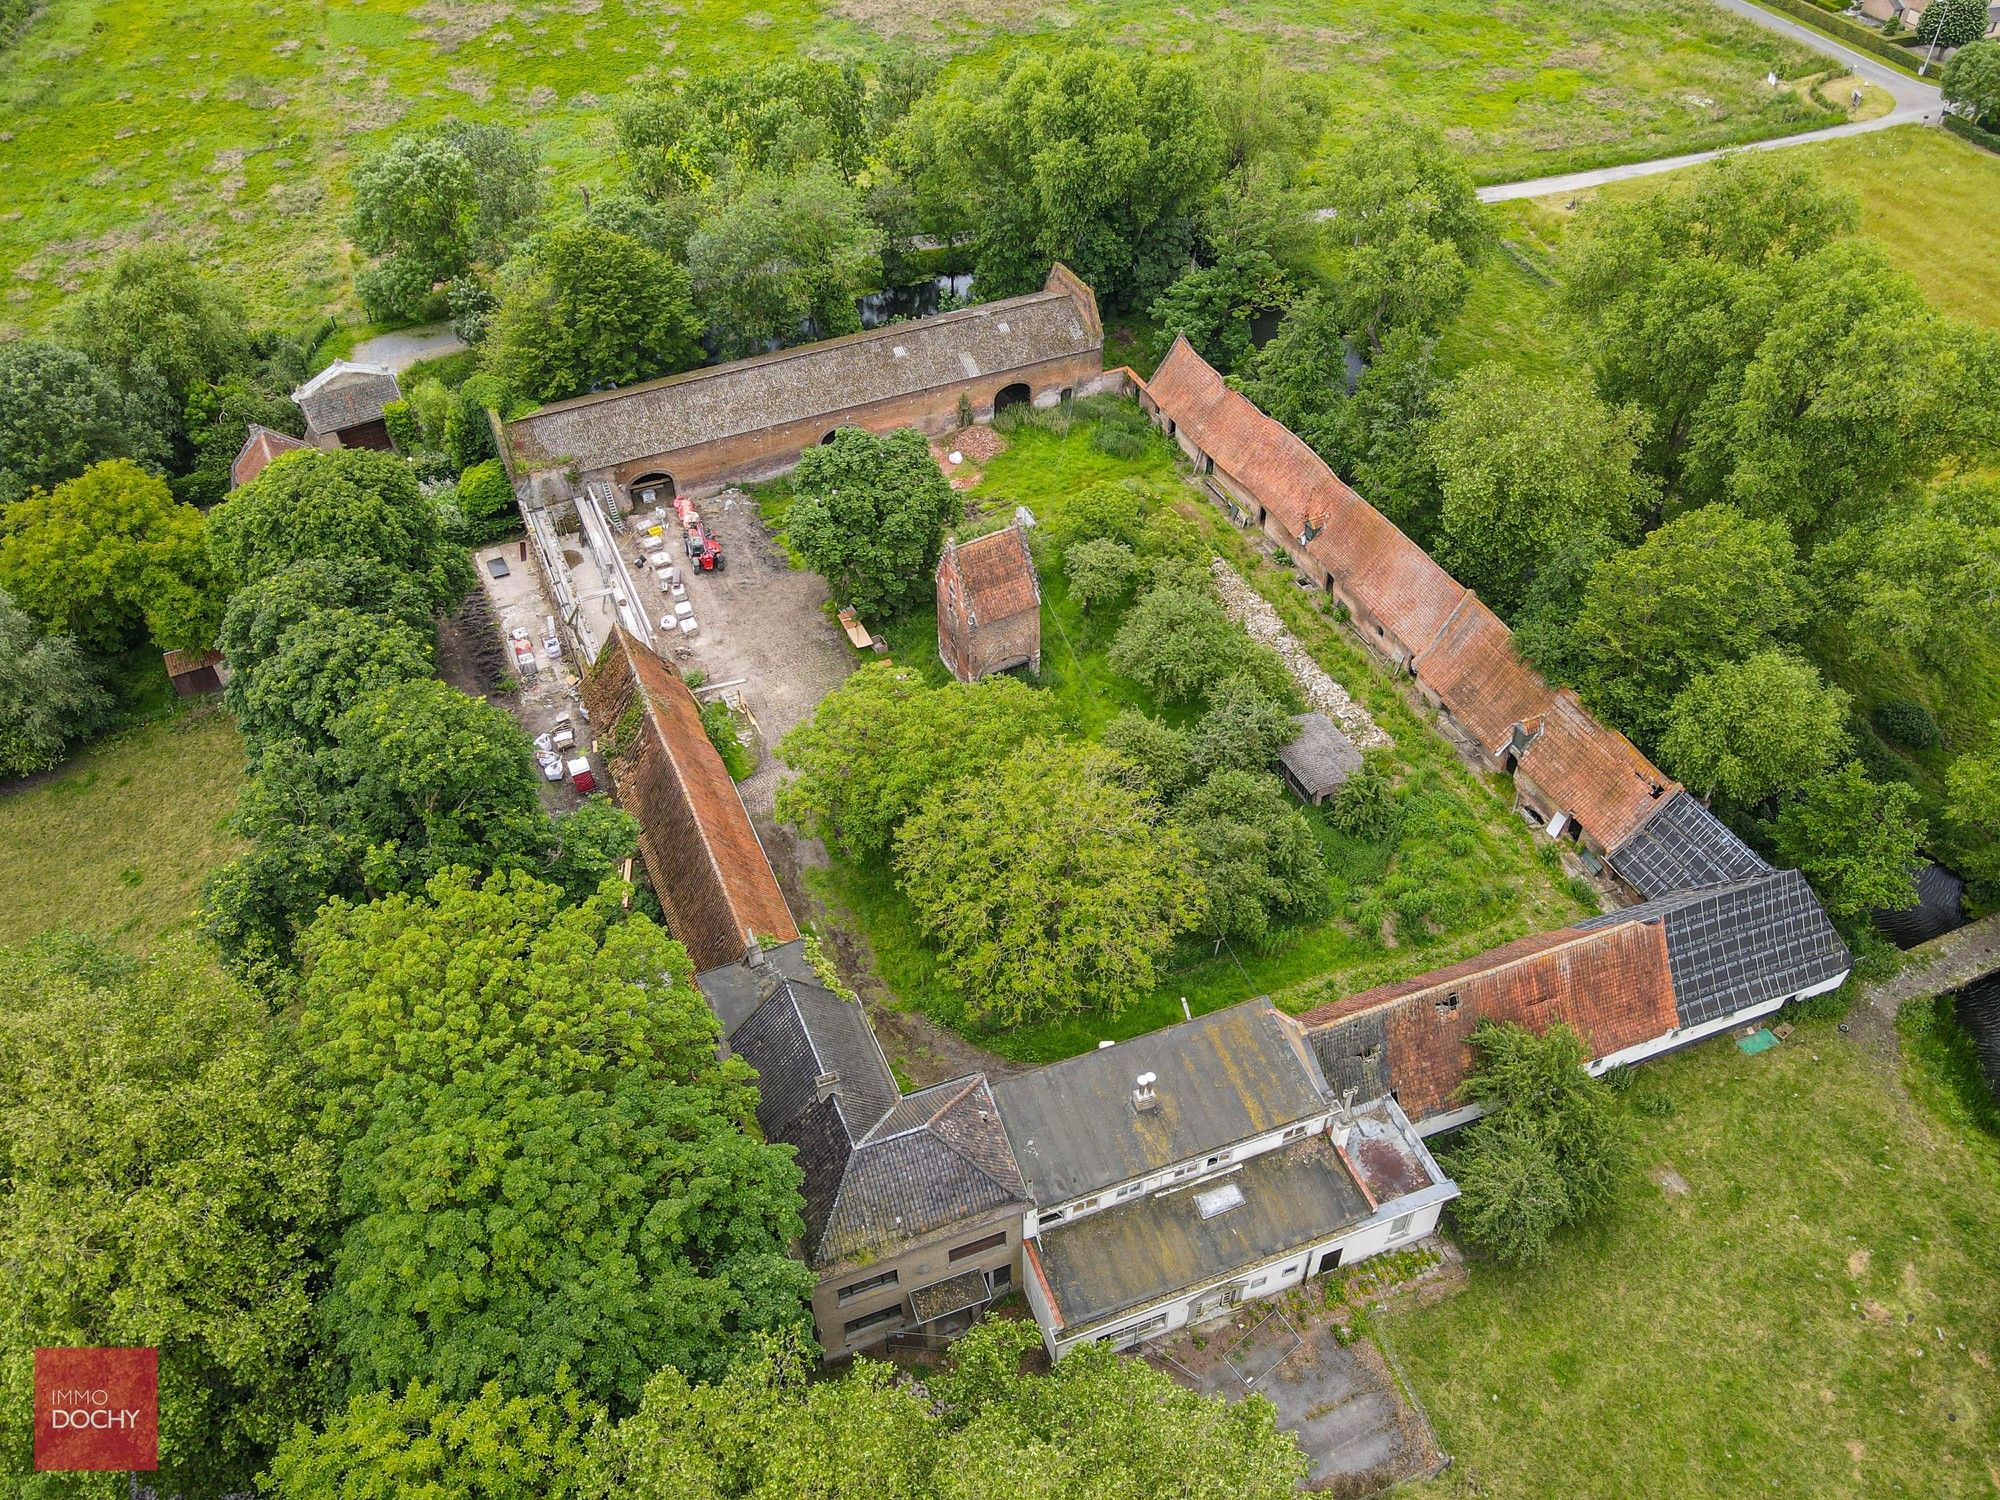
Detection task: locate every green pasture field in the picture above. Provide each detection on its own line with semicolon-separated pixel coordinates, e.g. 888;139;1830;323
1386;1007;2000;1500
805;406;1589;1067
0;707;245;951
0;0;1834;335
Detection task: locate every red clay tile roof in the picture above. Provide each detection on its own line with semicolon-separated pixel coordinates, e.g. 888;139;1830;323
1298;919;1677;1122
1409;594;1552;752
230;424;308;489
1147;337;1464;656
588;628;797;966
1517;690;1671;849
939;525;1039;629
1143;338;1679;849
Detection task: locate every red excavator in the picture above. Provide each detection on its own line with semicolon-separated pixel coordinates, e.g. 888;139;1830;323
684;517;725;571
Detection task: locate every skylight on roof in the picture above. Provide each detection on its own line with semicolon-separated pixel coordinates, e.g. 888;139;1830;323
1194;1183;1245;1219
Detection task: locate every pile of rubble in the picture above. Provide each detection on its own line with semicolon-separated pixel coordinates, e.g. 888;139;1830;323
1211;559;1391;751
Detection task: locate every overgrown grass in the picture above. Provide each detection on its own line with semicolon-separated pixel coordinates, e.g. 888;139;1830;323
1383;1013;2000;1499
810;406;1586;1065
0;0;1835;335
0;708;246;951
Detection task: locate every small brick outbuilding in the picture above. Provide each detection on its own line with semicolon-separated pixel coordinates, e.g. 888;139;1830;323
936;524;1041;683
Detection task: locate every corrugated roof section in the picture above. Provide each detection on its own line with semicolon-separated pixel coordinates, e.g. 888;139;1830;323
1606;790;1772;900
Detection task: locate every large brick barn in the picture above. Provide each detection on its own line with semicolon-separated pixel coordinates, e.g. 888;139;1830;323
501;265;1116;505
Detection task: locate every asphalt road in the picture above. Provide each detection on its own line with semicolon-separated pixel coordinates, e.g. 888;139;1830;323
1475;0;1943;203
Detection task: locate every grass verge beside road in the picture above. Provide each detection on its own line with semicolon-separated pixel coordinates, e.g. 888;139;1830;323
0;708;246;951
1385;1012;2000;1500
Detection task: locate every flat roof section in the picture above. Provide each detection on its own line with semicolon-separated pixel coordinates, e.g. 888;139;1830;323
1034;1137;1374;1338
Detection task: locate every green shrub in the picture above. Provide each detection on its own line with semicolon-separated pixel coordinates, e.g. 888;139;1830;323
1874;698;1942;750
1328;763;1400;843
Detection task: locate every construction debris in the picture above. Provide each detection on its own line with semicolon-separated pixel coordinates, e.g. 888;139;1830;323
1211;558;1391;751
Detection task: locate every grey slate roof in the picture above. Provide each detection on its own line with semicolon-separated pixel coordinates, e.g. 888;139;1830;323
992;999;1330;1206
1607;790;1771;900
694;938;820;1036
1276;713;1363;795
1578;869;1851;1027
292;360;400;436
722;973;1027;1270
505;280;1099;475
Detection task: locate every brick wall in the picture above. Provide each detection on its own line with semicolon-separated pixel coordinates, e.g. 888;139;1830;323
599;351;1105;501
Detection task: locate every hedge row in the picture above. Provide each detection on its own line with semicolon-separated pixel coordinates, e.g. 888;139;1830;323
1747;0;1927;76
1945;113;2000;152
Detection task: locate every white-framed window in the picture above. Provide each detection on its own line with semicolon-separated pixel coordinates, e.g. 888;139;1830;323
1389;1212;1415;1240
1115;1182;1143;1199
1281;1123;1310;1141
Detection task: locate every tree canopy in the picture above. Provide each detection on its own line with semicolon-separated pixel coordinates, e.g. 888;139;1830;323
1945;729;2000;895
0;339;155;504
1446;1020;1628;1266
786;427;959;619
1108;573;1290;704
591;1320;1306;1500
1656;651;1850;808
489;223;705;404
1174;769;1327;945
348;121;542;321
895;738;1206;1025
1563;503;1805;742
0;936;332;1498
776;663;1063;860
1943;39;2000;122
208;446;472;610
0;592;110;777
1770;760;1924;920
0;458;222;654
1426;371;1654;615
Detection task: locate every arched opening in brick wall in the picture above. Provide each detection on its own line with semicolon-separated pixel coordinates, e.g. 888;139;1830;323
629;471;677;504
993;382;1032;413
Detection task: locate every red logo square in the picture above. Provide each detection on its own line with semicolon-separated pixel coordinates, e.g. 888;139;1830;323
33;1348;159;1472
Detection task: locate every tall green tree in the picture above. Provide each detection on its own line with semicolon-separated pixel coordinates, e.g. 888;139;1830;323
1108;578;1287;705
1657;651;1851;808
0;936;333;1498
1175;769;1327;945
1770;760;1924;920
1562;152;1858;496
685;165;881;357
1943;39;2000;122
785;427;958;619
591;1320;1307;1500
0;458;222;654
348;121;541;321
488;225;704;404
1447;1020;1628;1266
175;374;306;507
1809;475;2000;678
0;340;158;504
776;664;1063;860
1919;0;1988;47
0;592;110;777
1425;371;1655;616
209;446;472;610
895;739;1206;1025
897;48;1226;310
1944;728;2000;894
267;1378;600;1500
1565;504;1805;742
217;556;435;669
56;247;258;456
1188;674;1295;779
227;605;436;754
1318;120;1486;353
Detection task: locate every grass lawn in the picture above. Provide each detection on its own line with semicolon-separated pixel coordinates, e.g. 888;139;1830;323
0;0;1835;336
1446;124;2000;372
0;707;246;951
809;406;1588;1066
1381;1011;2000;1499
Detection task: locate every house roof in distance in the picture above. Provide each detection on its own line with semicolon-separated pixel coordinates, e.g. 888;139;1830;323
1607;789;1772;900
292;360;400;435
939;524;1039;627
1276;712;1363;796
993;999;1331;1206
506;265;1102;476
230;423;308;490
